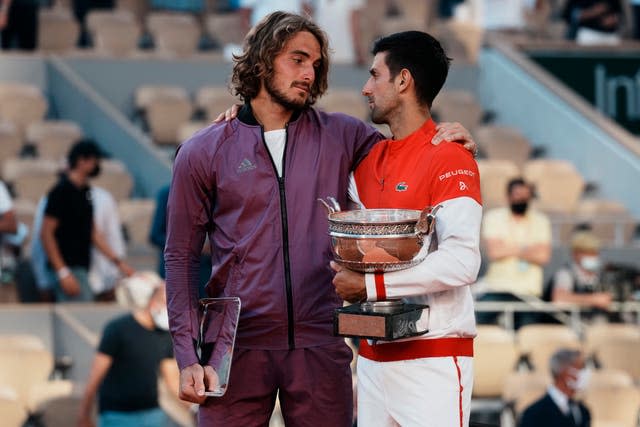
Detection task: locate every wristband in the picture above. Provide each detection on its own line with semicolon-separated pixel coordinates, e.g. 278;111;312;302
57;267;71;280
112;257;122;265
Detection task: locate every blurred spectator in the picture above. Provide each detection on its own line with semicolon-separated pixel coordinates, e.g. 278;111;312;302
40;140;134;302
150;0;204;13
632;0;640;39
313;0;364;66
547;230;613;314
518;348;591;427
238;0;310;28
476;177;552;329
0;180;18;245
72;0;114;47
89;187;127;301
0;0;39;51
562;0;622;44
149;183;211;297
31;186;127;302
149;184;170;279
77;279;182;427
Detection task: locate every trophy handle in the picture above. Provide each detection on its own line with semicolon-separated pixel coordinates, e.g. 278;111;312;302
416;205;442;235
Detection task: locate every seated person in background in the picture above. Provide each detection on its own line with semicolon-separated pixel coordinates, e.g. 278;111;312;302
548;230;612;313
476;177;552;329
562;0;622;45
518;348;591;427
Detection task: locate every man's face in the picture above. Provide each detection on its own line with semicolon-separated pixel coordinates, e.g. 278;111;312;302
79;156;101;178
508;184;531;205
264;31;321;110
362;52;400;125
560;355;587;397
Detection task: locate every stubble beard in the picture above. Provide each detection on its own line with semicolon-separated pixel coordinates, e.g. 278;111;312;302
265;76;309;111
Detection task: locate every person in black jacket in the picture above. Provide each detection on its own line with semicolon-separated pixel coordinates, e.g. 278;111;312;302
0;0;40;50
562;0;622;43
518;349;591;427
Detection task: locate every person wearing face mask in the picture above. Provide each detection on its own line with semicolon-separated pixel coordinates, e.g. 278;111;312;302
518;348;592;427
476;177;552;329
548;230;612;316
78;280;181;427
40;140;134;302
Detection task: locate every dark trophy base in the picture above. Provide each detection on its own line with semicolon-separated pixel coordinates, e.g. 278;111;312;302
334;300;429;341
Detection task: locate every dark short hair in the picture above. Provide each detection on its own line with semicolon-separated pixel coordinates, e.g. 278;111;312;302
68;140;102;168
231;11;329;104
506;177;529;195
372;31;450;108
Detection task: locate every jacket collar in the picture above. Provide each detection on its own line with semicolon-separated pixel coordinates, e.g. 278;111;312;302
238;101;303;127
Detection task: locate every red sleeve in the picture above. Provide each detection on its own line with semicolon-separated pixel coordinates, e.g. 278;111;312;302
429;144;482;206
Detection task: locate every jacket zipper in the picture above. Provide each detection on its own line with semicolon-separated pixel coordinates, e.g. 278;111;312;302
260;125;295;350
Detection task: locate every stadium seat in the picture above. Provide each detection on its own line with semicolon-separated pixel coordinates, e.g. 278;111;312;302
178;121;208;143
195;86;239;122
574;199;637;246
134;85;190;111
0;348;54;405
37;7;80;54
205;12;246;47
0;121;22;163
0;83;48;139
316;89;370;122
592;340;640;382
147;97;194;145
0;393;27;427
37;395;85;427
116;0;149;24
523;159;585;214
147;12;200;57
516;324;582;373
118;198;156;249
586;369;634;390
26;120;83;160
473;325;520;398
583;386;640;427
0;334;46;351
26;379;75;414
475;125;532;168
2;158;59;202
584;323;640;355
432;90;484;132
476;159;520;209
502;371;550;417
87;10;141;56
91;159;134;201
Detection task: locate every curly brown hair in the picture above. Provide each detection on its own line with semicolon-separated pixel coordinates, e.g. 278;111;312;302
231;11;329;105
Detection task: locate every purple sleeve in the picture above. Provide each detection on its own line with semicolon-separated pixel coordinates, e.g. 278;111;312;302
164;137;215;370
346;115;383;170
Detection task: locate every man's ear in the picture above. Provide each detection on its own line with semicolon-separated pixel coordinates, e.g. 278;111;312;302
397;69;412;92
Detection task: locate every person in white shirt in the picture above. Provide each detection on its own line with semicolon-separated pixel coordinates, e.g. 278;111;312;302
313;0;364;65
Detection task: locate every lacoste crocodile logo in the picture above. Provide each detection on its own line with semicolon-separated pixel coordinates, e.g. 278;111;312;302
396;182;408;192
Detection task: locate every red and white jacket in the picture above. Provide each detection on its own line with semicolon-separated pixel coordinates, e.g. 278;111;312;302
349;119;483;362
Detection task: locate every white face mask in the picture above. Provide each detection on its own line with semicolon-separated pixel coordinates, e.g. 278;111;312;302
580;255;601;272
567;368;591;392
151;307;170;331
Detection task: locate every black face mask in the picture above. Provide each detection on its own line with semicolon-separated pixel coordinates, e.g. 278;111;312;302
89;164;101;178
510;201;528;215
